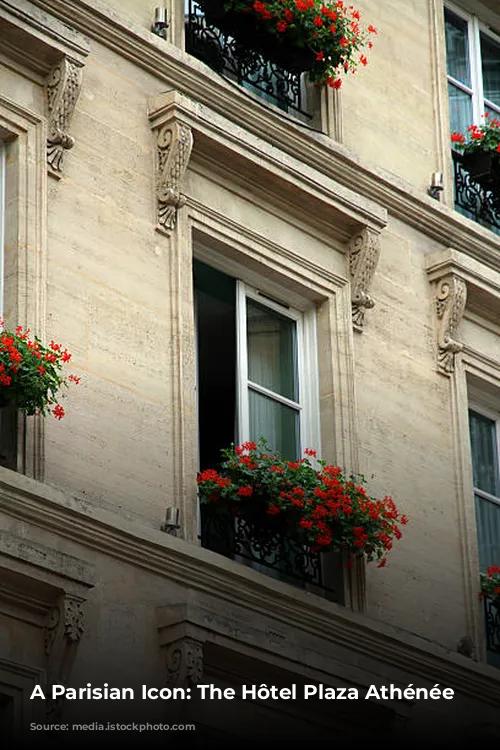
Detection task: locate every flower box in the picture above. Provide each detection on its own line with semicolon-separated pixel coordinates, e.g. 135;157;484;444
198;0;318;72
195;0;376;86
461;150;500;192
197;439;407;567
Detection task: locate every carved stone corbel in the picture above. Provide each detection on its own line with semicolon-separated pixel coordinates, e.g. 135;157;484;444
348;227;381;330
435;274;467;375
165;637;203;689
46;57;83;175
153;121;193;232
44;594;86;717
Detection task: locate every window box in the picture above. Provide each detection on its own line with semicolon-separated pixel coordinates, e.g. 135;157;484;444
197;0;319;72
461;150;500;194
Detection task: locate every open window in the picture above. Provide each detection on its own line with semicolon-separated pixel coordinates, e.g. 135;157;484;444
194;258;343;601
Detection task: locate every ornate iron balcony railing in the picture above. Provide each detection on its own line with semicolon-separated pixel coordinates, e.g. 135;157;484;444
185;0;311;118
200;506;342;602
452;151;500;235
485;597;500;666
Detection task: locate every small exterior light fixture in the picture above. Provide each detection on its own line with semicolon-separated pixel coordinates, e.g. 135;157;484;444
161;507;180;535
428;171;444;200
152;7;168;39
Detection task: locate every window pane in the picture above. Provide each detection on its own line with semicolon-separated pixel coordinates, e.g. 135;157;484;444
481;33;500;110
469;410;500;497
247;299;298;401
445;9;471;86
448;81;473;134
249;389;299;460
475;494;500;570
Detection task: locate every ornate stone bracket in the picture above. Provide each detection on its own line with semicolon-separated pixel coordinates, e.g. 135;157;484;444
347;227;381;330
153;120;193;232
44;594;86;717
435;274;467;376
46;57;83;175
165;637;204;689
148;95;194;233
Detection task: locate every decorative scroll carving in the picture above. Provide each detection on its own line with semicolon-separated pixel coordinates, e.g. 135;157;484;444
348;227;381;329
435;275;467;375
46;58;83;174
165;638;203;689
44;594;86;717
155;121;193;231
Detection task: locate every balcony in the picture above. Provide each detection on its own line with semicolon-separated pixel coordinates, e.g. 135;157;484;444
185;0;311;119
199;505;344;603
452;150;500;236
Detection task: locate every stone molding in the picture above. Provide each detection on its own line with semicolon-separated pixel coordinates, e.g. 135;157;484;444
46;57;83;176
347;227;382;330
148;90;386;244
1;469;499;705
148;107;194;232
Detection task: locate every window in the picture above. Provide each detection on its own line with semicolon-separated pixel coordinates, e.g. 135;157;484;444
444;5;500;134
468;406;500;666
194;259;319;467
193;259;343;599
444;4;500;233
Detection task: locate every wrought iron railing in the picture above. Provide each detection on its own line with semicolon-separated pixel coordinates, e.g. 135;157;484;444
185;0;310;118
485;597;500;665
452;151;500;235
200;506;342;602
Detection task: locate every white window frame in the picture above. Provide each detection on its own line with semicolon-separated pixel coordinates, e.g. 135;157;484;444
236;281;320;458
468;401;500;511
445;2;500;128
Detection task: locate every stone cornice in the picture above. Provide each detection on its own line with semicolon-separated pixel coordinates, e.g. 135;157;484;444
149;90;387;241
26;0;500;269
0;0;89;68
0;468;499;705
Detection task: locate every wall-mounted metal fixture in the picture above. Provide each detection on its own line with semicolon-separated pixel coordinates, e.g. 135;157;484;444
428;171;444;200
152;7;168;39
161;506;180;535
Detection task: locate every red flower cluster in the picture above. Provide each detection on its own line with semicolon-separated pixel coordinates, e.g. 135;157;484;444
224;0;376;87
451;114;500;155
197;439;406;565
0;320;80;418
479;564;500;601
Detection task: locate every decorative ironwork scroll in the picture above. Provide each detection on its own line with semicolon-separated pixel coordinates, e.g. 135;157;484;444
200;506;340;600
453;151;500;235
185;0;310;117
485;598;500;656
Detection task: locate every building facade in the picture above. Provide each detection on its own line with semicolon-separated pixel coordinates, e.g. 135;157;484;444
0;0;500;744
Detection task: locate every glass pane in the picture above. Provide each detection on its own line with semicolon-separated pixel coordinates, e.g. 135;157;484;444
475;494;500;571
246;299;298;401
481;33;500;110
249;389;299;460
469;410;500;497
448;81;473;135
445;9;471;86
